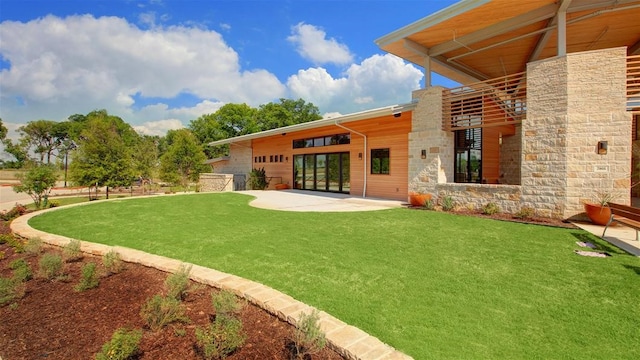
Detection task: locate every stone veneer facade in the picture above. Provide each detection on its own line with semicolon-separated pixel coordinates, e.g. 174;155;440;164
408;47;632;219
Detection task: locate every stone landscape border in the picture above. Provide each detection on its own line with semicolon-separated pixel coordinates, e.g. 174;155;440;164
10;203;413;360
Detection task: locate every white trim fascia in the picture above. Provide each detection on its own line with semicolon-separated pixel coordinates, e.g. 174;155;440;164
374;0;490;47
207;103;418;146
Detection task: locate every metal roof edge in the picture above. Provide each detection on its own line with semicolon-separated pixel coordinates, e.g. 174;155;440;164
374;0;491;48
207;102;418;147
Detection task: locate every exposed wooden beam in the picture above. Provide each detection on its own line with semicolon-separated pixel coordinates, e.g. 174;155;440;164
432;55;490;82
528;17;557;62
558;0;572;56
402;39;429;57
630;39;640;55
428;3;558;57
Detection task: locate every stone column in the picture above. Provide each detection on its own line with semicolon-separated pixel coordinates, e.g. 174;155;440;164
408;87;454;196
523;47;631;219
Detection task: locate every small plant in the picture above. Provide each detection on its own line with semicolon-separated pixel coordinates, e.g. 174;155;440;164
10;259;32;282
95;327;143;360
211;290;243;317
75;262;100;292
482;202;500;215
102;250;124;275
291;309;326;360
0;276;25;306
48;200;60;208
195;315;246;360
140;294;189;332
423;199;435;210
63;239;83;262
1;234;24;253
441;196;455;211
248;167;269;190
0;204;27;221
164;264;192;300
514;207;535;219
23;237;44;256
38;253;64;280
591;191;616;207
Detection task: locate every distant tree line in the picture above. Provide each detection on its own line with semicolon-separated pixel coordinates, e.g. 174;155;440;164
0;98;321;199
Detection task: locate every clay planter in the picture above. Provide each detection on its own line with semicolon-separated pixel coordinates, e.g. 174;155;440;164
584;203;612;225
274;183;290;190
408;193;432;207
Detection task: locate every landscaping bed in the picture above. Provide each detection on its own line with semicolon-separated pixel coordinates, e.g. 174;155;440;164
0;240;345;360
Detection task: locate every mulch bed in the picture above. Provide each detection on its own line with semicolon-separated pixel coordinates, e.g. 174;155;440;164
0;242;345;360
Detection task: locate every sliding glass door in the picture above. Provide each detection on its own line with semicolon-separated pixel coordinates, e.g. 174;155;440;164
293;152;349;193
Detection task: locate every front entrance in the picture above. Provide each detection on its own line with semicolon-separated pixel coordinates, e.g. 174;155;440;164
293;152;350;193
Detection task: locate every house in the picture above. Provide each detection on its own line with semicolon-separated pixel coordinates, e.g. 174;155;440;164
205;0;640;220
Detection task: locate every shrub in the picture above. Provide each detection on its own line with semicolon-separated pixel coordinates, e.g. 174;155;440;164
441;196;455;211
38;253;64;280
63;239;83;262
10;259;32;282
75;262;100;292
140;295;189;332
164;264;192;300
211;290;243;317
291;309;326;359
482;202;500;215
102;250;124;275
48;200;60;208
514;207;536;219
0;277;25;306
24;237;44;256
0;204;27;221
95;327;143;360
1;234;24;253
248;167;269;190
195;315;246;360
423;199;435;210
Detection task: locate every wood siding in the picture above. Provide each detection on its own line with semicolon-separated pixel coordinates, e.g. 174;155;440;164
482;123;516;184
250;113;412;201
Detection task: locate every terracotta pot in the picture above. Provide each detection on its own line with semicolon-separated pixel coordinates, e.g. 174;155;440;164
584;203;612;225
274;183;290;190
409;193;432;207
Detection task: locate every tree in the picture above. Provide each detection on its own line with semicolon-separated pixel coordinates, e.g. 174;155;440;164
17;120;64;164
0;118;7;140
256;98;321;131
13;164;58;209
69;115;136;199
159;129;207;190
1;138;30;169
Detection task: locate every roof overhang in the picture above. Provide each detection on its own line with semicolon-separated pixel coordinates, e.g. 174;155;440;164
208;102;417;147
376;0;640;84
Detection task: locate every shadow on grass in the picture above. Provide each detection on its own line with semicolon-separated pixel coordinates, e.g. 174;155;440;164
622;264;640;276
570;232;628;255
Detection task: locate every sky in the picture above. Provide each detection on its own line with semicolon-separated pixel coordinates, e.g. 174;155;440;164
0;0;459;143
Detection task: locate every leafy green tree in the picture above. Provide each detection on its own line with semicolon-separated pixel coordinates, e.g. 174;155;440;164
159;129;207;190
1;138;29;169
13;163;58;209
133;135;160;181
256;98;322;131
0;118;7;140
69;115;136;199
17;120;65;164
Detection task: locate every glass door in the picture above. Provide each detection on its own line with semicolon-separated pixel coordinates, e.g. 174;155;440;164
294;152;350;193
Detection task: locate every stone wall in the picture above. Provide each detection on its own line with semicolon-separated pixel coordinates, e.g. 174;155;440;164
199;173;234;192
408;87;454;194
522;47;631;219
499;125;522;185
435;183;522;214
211;140;253;176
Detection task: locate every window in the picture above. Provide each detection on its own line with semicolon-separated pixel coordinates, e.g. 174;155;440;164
293;133;350;149
371;148;390;174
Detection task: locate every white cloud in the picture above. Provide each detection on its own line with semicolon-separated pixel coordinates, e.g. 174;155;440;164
287;54;423;113
287;23;353;65
133;119;184;136
0;15;285;130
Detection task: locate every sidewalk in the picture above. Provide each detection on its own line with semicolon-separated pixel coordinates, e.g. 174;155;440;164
572;221;640;256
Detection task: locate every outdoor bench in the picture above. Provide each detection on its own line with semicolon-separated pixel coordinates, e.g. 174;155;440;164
602;202;640;241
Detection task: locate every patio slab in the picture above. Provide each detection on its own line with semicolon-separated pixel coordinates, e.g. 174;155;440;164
572;221;640;256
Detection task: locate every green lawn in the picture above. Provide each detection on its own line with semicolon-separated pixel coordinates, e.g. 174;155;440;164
28;193;640;359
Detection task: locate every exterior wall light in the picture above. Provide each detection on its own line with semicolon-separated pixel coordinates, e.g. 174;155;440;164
597;141;608;155
358;152;362;160
421;149;427;159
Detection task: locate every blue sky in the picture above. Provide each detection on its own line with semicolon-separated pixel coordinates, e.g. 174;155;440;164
0;0;459;139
